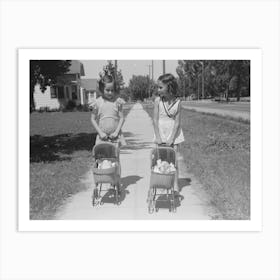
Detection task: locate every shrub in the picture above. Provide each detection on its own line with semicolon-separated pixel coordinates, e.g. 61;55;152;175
65;100;76;110
76;104;90;112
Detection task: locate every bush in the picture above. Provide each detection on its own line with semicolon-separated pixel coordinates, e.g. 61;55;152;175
37;107;60;113
65;100;76;110
76;104;90;112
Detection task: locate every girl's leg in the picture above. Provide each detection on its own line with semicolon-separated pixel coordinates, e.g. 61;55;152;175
174;144;179;193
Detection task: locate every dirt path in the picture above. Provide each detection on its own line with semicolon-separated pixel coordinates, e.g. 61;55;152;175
55;103;221;220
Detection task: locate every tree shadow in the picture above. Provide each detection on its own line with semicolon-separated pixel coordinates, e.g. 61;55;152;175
122;131;153;150
152;180;191;211
30;133;97;163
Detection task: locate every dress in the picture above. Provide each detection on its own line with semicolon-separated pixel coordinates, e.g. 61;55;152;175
89;96;127;146
155;96;185;145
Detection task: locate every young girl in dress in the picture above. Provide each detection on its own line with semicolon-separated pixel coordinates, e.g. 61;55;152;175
89;74;126;147
153;73;185;193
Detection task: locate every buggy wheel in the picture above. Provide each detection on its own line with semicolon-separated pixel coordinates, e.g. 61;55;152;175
148;198;155;214
116;182;122;196
114;183;121;205
148;204;154;214
147;188;153;203
92;187;99;206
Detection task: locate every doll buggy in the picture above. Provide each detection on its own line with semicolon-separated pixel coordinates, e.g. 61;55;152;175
147;144;177;213
92;142;122;206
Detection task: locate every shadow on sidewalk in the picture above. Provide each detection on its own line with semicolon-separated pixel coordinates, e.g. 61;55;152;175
100;175;143;205
155;191;183;211
121;131;153;151
178;178;192;191
153;178;191;211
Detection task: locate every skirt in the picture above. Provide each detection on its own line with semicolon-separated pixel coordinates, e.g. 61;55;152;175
153;119;185;145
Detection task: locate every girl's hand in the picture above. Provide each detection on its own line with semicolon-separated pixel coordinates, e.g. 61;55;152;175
109;131;119;140
155;137;163;145
100;132;108;140
166;139;174;146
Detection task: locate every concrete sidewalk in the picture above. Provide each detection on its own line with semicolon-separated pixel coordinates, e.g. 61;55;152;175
55;103;221;220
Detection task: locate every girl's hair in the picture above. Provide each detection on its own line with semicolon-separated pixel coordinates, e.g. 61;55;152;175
158;73;178;96
98;74;116;93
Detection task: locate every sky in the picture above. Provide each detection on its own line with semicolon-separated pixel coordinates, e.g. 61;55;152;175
80;60;179;86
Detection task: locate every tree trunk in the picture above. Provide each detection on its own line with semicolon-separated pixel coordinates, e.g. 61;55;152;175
226;88;229;102
30;81;36;112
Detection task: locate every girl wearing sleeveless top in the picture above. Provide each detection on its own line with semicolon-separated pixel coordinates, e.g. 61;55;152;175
153;73;185;193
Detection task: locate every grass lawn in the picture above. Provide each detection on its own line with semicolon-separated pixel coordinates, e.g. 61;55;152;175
143;104;250;220
30;106;132;219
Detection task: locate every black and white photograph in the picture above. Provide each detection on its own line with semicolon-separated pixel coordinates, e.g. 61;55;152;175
2;1;280;280
18;49;261;230
29;58;251;221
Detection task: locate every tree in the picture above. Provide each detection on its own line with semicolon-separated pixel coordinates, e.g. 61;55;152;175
177;60;207;99
30;60;71;111
176;60;250;101
127;75;156;101
98;61;125;94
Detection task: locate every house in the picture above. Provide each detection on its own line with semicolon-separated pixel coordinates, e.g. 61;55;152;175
80;78;98;105
33;60;86;110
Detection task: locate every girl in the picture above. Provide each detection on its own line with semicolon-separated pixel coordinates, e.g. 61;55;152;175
89;74;126;147
153;73;185;193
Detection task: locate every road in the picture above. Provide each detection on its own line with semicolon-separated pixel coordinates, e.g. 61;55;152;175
55;103;221;220
181;101;250;120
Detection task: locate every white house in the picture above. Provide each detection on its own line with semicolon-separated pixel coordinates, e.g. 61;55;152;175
33;60;86;110
80;78;98;104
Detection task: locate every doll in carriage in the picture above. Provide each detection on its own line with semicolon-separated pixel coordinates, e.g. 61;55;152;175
147;144;177;213
91;141;122;206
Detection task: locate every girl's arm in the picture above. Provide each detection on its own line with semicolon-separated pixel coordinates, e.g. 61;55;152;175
91;112;107;140
152;97;162;144
167;101;182;146
110;105;124;138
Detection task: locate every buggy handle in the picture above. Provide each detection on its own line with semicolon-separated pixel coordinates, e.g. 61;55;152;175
157;142;174;147
101;135;119;142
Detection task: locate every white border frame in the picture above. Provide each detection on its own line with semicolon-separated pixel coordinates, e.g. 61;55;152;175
19;48;262;232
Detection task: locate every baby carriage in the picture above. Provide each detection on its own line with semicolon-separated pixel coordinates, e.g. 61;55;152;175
147;144;177;213
92;141;122;206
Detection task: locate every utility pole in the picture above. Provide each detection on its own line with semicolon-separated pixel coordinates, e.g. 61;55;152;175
200;61;205;99
183;76;186;100
163;60;166;74
197;75;200;100
151;60;154;80
114;60;118;77
147;64;152;99
114;60;118;91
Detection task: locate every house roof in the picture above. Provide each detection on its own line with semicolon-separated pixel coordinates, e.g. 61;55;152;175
67;60;85;76
81;78;98;91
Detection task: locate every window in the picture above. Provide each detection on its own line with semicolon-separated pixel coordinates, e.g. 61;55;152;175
50;86;57;98
58;86;64;99
72;85;77;100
